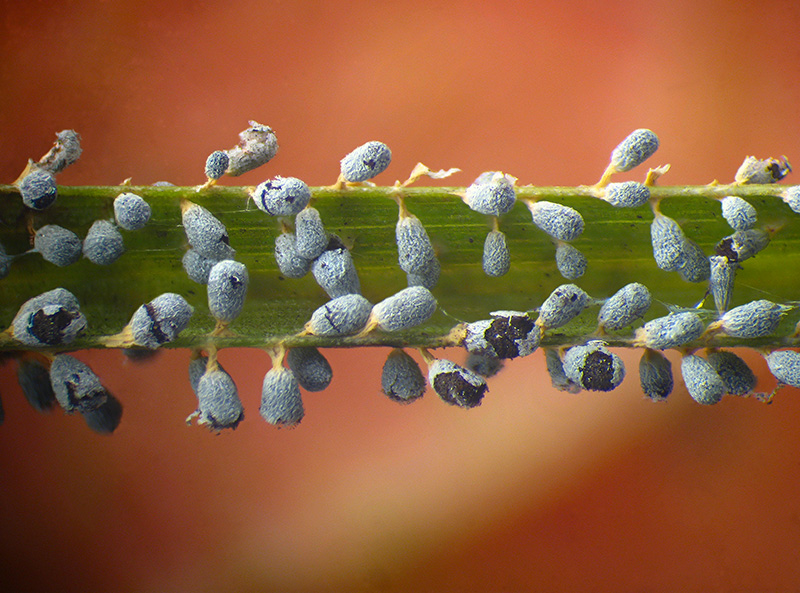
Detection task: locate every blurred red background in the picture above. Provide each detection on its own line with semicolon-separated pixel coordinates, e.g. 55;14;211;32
2;1;800;591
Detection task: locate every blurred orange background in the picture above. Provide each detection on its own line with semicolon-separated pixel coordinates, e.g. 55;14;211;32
2;1;800;591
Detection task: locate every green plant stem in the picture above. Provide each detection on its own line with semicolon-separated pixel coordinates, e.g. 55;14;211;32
0;183;798;352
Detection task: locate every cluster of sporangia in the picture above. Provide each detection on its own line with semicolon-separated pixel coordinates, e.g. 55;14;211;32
4;123;800;434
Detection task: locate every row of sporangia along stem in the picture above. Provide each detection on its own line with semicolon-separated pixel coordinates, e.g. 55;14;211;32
2;124;800;434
